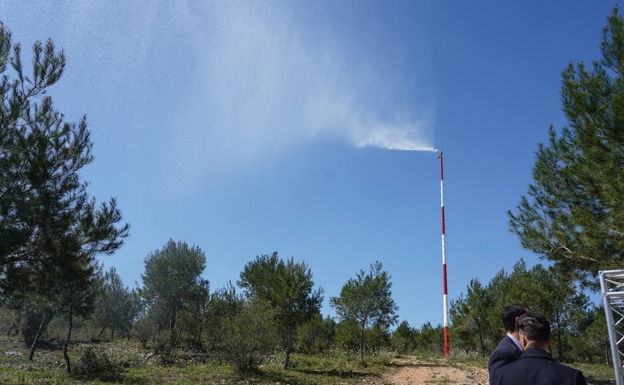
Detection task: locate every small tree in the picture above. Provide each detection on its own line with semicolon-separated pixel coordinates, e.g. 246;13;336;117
238;252;323;369
584;306;611;364
392;320;415;355
330;261;398;362
335;318;360;352
202;282;241;352
54;257;100;373
23;251;103;372
414;322;444;355
20;298;53;359
176;279;210;348
295;313;335;354
449;278;493;357
216;297;277;372
93;267;138;340
20;247;103;366
139;240;208;338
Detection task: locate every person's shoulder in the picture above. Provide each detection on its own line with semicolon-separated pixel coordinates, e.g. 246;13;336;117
495;335;521;355
526;352;587;385
489;357;526;385
553;361;587;383
488;336;520;373
492;335;513;351
489;336;508;359
553;363;588;385
572;368;588;385
498;335;512;345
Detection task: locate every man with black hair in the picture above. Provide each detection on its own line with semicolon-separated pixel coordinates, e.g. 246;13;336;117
490;313;587;385
488;304;529;377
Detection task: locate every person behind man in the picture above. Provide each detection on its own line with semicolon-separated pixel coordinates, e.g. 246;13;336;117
488;304;529;376
490;313;587;385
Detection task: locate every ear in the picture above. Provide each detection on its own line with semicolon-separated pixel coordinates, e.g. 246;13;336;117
520;335;528;350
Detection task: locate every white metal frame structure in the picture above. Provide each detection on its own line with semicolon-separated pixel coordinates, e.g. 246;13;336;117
600;269;624;385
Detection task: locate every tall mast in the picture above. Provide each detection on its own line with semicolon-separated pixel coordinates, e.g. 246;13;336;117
436;149;450;357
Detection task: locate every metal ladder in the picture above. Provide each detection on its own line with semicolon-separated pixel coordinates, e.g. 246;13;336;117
600;269;624;385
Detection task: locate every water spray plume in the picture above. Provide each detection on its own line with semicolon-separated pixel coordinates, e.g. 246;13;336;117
14;1;435;171
186;1;434;162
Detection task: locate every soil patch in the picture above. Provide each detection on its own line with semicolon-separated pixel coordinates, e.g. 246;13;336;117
382;357;488;385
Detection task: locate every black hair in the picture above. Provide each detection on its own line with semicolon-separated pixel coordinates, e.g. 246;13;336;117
517;313;550;343
502;304;529;332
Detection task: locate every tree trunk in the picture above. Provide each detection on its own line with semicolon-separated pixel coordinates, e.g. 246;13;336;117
98;322;108;337
478;329;486;358
28;313;48;361
169;306;178;345
556;311;562;360
197;324;203;349
111;326;114;341
283;327;292;370
169;306;176;332
63;307;73;374
359;325;365;363
176;326;183;344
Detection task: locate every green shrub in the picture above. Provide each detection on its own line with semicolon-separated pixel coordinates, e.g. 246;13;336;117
73;345;118;376
216;300;277;372
133;316;159;348
151;331;179;366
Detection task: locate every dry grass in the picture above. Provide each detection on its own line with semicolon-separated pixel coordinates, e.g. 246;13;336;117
0;337;616;385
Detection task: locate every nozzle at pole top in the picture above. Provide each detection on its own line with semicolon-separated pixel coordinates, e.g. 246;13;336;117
434;149;442;153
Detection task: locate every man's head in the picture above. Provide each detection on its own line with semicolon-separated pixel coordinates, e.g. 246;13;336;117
517;313;551;351
502;304;529;333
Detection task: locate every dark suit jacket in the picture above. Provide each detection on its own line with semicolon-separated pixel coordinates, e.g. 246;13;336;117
488;334;522;377
490;348;587;385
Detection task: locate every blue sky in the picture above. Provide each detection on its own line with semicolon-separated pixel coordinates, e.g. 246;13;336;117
0;0;615;328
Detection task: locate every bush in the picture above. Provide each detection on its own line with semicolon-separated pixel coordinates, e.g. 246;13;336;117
216;300;277;372
19;307;51;347
73;345;118;377
151;330;178;365
133;316;158;349
0;308;20;337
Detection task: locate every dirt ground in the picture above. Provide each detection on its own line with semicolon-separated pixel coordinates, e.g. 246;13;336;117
381;357;489;385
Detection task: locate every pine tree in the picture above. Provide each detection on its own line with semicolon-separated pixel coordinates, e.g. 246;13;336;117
508;7;624;285
139;240;208;336
0;23;130;303
93;266;138;340
449;279;493;357
330;261;398;362
238;252;323;370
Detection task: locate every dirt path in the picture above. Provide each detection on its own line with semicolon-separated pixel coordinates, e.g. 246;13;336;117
381;357;489;385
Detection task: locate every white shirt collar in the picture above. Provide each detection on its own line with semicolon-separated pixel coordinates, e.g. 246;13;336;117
507;332;523;351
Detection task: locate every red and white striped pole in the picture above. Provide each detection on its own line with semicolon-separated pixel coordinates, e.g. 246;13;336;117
436;149;450;357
